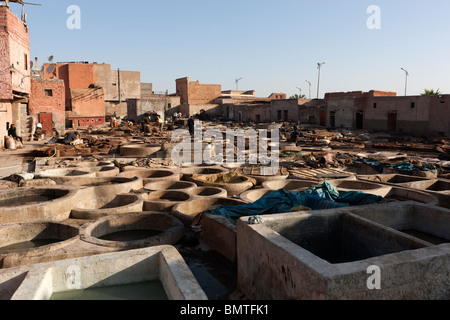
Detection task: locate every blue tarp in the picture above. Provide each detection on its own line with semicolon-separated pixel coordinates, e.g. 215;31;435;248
212;180;384;224
353;159;436;174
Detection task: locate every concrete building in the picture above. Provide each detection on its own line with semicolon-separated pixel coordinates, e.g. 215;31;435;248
298;99;327;126
365;94;450;137
271;99;311;122
218;91;287;122
325;91;397;129
127;83;181;123
323;90;450;137
0;4;30;146
92;64;141;118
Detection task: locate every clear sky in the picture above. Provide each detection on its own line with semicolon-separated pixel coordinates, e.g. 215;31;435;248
9;0;450;98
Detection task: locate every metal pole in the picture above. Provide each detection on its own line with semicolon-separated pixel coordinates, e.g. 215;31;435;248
317;62;325;99
306;80;312;99
401;68;409;96
405;72;408;96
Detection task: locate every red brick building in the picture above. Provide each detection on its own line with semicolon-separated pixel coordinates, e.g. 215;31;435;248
176;77;223;117
43;62;105;128
0;4;30;146
29;78;65;133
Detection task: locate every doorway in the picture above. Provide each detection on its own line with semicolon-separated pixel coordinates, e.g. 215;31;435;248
39;113;53;133
330;111;336;128
356;110;364;129
388;111;397;132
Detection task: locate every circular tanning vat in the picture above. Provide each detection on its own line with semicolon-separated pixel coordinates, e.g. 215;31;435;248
71;194;145;220
0;222;80;268
326;179;393;197
36;168;96;180
0;187;80;224
262;179;319;191
142;191;193;212
80;212;185;250
117;169;180;185
120;144;162;157
68;161;115;168
190;174;256;197
239;188;275;203
181;166;229;177
247;173;289;186
81;166;120;178
68;176;143;191
171;197;246;226
189;187;228;199
383;187;440;206
144;181;197;193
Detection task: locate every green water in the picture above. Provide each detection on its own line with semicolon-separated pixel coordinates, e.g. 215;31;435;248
50;281;168;300
0;239;60;251
99;230;162;242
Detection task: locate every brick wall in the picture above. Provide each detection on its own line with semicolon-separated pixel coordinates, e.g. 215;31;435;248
67;117;105;128
3;7;30;95
43;62;96;109
29;78;66;133
325;90;397;99
176;77;222;105
67;87;105;125
0;33;11;100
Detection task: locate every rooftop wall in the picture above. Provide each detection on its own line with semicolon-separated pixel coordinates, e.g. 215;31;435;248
0;7;30;97
176;77;222;106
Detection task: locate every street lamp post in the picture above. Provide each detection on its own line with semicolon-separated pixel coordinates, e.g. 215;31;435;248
305;80;312;99
317;62;326;99
235;78;244;91
296;87;302;97
401;68;409;96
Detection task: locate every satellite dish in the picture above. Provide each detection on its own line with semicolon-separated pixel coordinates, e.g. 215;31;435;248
30;61;34;70
46;64;56;74
48;55;54;62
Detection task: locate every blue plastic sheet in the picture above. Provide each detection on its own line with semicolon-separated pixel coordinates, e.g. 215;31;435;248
353;159;436;174
212;181;384;224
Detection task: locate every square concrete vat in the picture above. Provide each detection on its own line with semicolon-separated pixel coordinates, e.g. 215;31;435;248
237;203;450;300
402;179;450;194
201;214;238;263
0;246;207;300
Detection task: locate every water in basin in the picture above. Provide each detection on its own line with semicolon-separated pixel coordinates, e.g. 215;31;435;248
50;281;168;300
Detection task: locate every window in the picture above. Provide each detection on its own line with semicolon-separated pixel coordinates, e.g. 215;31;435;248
373;103;377;109
256;115;261;122
411;102;415;109
277;110;282;121
24;54;28;71
44;89;53;97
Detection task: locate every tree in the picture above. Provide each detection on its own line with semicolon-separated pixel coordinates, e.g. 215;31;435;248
421;89;441;96
289;94;306;99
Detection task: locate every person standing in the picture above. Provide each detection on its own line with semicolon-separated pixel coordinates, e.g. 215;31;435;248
157;115;164;132
188;116;195;136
